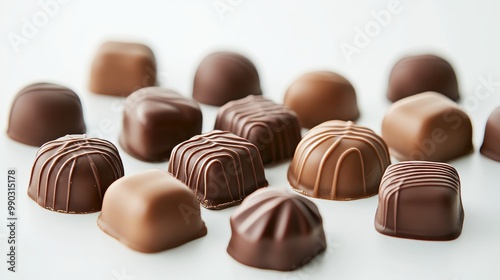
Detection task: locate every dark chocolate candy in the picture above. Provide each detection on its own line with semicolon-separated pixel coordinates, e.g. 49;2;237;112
89;41;157;97
119;87;202;162
98;170;207;253
192;52;261;106
480;106;500;162
284;71;360;128
227;188;326;271
7;83;86;147
214;95;301;164
28;135;124;213
387;54;459;102
288;121;391;200
382;91;473;162
168;130;268;209
375;161;464;241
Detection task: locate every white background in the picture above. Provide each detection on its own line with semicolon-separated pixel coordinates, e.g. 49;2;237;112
1;0;500;279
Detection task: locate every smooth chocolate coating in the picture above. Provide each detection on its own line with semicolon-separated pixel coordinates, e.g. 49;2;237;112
284;71;360;128
387;54;459;102
119;87;202;162
288;121;391;200
97;170;207;253
382;91;473;162
214;95;301;164
7;83;86;147
480;107;500;161
168;130;268;209
227;188;326;271
375;161;464;241
28;135;124;213
192;52;262;106
89;41;157;97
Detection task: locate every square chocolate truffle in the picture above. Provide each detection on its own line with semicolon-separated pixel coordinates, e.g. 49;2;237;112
480;106;500;162
382;91;473;162
97;170;207;253
89;41;157;97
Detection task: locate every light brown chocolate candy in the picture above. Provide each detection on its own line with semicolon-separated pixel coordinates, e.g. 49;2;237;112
480;106;500;161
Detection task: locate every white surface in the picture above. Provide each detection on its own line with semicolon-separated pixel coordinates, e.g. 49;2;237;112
1;1;500;279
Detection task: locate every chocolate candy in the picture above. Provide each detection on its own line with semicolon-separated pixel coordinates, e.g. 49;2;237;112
168;130;268;209
119;87;202;162
28;135;124;213
375;161;464;241
284;71;360;129
387;54;460;102
288;121;391;200
480;107;500;161
89;41;157;97
227;188;326;271
7;83;86;147
98;170;207;253
214;95;301;164
382;91;473;162
192;52;262;106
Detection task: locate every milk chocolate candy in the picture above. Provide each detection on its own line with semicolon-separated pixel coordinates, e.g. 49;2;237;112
227;188;326;271
97;170;207;253
89;41;157;97
214;95;301;164
382;91;473;162
375;161;464;241
7;83;86;147
119;87;202;162
480;107;500;161
288;121;391;200
168;130;268;209
192;52;262;106
28;135;124;213
387;54;460;102
284;71;360;128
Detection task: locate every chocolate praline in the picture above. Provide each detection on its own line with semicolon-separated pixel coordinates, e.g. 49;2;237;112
480;106;500;161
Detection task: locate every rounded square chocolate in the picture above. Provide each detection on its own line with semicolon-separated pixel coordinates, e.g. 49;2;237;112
480;106;500;161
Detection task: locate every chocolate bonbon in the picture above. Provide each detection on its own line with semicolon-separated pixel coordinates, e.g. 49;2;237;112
382;91;473;162
227;188;326;271
168;130;268;209
89;41;157;97
7;83;86;147
119;87;202;162
288;121;390;200
387;54;459;102
375;161;464;241
284;71;360;128
28;135;124;213
214;95;301;164
192;52;262;106
98;170;207;253
480;106;500;162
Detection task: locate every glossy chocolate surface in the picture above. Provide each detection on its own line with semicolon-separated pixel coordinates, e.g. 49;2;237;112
214;95;301;164
98;170;207;253
480;106;500;161
28;135;124;213
7;83;86;147
119;87;202;162
375;161;464;240
382;91;473;162
192;52;261;106
227;188;326;271
284;71;360;128
288;121;390;200
168;130;268;209
89;41;157;97
387;54;459;102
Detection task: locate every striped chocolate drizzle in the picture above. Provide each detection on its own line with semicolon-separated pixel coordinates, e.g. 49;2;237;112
28;135;124;213
377;161;461;234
